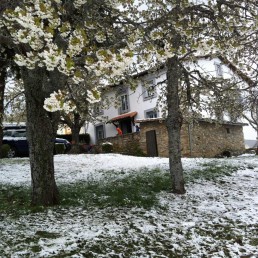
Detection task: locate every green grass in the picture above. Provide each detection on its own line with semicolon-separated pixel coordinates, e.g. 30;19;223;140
0;158;29;165
1;160;257;257
0;162;240;215
0;185;45;216
185;161;239;182
0;185;31;213
60;169;171;209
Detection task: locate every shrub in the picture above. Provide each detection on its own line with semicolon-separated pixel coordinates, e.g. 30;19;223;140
0;144;10;158
55;143;65;154
102;142;113;153
79;134;90;144
55;133;90;144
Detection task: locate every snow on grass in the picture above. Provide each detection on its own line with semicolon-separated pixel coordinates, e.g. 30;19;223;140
0;154;258;257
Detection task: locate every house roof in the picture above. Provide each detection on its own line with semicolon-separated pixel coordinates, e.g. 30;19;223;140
107;111;137;123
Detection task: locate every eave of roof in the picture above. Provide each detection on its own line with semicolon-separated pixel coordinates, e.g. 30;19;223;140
107;111;137;123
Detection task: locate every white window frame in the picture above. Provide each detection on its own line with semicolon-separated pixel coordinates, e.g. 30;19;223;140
119;93;130;114
214;63;223;77
145;108;158;119
142;79;157;101
94;103;104;116
95;124;105;141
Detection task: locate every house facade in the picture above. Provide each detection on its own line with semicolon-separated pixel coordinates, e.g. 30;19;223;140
85;57;246;157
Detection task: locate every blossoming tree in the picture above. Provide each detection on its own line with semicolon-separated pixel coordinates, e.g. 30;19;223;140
0;0;137;205
132;0;258;193
1;0;257;204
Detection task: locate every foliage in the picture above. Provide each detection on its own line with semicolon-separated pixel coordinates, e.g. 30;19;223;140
0;0;140;205
0;144;10;158
78;133;91;144
102;142;113;153
56;133;90;144
132;0;258;193
1;0;257;203
130;0;257;122
54;143;65;155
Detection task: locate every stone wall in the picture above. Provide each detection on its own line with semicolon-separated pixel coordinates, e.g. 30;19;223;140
98;119;246;158
139;119;245;158
188;121;245;157
97;132;141;155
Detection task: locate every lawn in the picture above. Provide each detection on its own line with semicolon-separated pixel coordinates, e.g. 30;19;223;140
0;154;258;257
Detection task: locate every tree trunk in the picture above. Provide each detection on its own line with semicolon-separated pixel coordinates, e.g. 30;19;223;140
166;56;186;194
71;113;81;144
64;112;84;153
70;123;81;154
0;68;6;158
22;67;66;206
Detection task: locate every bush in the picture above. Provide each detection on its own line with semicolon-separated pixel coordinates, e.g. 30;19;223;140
79;134;90;144
102;142;113;153
55;143;65;154
56;133;90;144
0;144;11;158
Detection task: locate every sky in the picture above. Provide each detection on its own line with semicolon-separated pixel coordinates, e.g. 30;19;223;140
0;154;258;257
243;121;257;140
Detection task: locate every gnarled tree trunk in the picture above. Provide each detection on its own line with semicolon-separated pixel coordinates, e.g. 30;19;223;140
62;112;85;154
0;67;6;158
71;113;82;145
22;67;66;206
166;56;186;194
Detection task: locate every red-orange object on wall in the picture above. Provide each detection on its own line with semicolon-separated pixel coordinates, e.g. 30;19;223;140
116;127;123;135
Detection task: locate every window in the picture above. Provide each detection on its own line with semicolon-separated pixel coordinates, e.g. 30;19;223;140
95;124;105;141
215;63;223;77
143;79;157;100
145;109;158;119
120;94;129;114
226;128;230;134
94;103;103;116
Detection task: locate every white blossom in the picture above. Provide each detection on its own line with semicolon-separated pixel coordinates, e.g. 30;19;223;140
86;89;101;104
95;32;106;43
73;0;87;9
44;91;76;113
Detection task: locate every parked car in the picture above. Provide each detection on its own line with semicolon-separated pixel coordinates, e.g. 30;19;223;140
2;126;71;158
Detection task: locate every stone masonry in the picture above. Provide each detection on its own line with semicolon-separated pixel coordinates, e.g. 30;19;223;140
97;119;246;158
138;118;246;158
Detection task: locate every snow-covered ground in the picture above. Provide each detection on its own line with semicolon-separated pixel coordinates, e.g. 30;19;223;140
0;154;258;257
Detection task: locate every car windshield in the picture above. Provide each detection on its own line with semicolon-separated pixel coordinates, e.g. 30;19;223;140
13;131;26;137
3;131;13;137
3;130;26;137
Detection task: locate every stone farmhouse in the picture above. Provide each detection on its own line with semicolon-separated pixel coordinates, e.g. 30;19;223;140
85;57;247;158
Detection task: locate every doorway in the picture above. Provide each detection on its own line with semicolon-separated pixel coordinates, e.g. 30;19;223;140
146;130;158;157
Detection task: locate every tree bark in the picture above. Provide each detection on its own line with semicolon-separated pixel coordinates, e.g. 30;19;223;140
71;113;81;144
22;67;66;206
166;56;186;194
70;116;81;153
62;112;85;153
0;68;6;158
